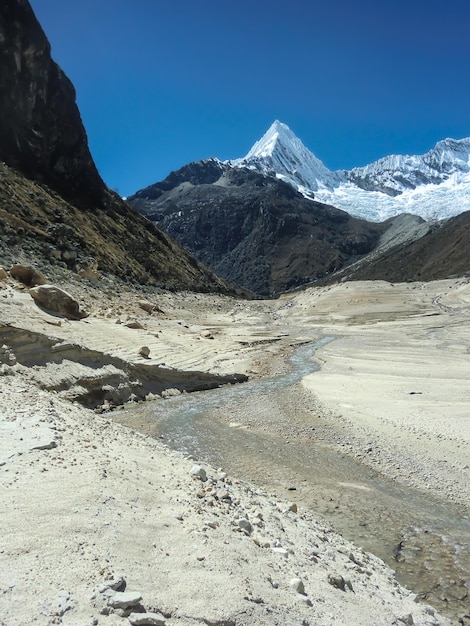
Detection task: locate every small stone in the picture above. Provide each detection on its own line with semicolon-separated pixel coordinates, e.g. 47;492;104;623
145;392;160;401
286;502;298;513
161;388;181;398
0;267;8;280
200;330;214;339
190;465;207;482
138;346;150;358
238;518;252;534
128;612;166;626
289;577;305;594
327;574;353;592
108;591;142;609
398;615;414;625
271;547;289;557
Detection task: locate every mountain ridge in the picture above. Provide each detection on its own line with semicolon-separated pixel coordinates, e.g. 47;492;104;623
235;121;470;222
128;160;388;296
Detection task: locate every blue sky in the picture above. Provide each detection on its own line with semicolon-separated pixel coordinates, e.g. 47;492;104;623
30;0;470;197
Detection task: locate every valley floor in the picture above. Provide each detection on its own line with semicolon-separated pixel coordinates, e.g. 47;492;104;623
1;271;469;625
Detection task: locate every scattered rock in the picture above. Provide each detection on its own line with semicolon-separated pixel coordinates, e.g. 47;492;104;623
108;591;142;609
327;574;353;592
125;321;144;329
137;300;156;314
200;330;214;339
285;502;298;513
289;577;305;594
29;284;87;320
271;547;289;557
10;264;46;287
398;614;414;625
0;344;17;366
138;346;150;358
238;518;252;534
190;465;207;482
145;392;160;401
0;364;15;376
0;266;8;279
98;576;126;593
128;612;166;626
161;388;181;398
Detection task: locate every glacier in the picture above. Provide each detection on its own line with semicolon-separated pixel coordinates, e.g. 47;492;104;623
232;120;470;222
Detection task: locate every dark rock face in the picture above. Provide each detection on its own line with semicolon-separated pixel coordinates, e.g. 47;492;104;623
0;0;103;207
128;161;387;296
0;1;228;293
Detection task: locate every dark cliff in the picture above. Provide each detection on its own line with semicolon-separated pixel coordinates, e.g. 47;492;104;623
0;0;228;292
0;0;103;207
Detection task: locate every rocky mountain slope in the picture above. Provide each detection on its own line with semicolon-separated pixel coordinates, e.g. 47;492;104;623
342;209;470;283
235;121;470;222
128;160;386;296
0;0;227;293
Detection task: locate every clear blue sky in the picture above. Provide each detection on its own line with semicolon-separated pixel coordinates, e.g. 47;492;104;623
30;0;470;197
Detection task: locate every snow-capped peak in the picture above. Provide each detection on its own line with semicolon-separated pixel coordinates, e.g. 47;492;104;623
232;120;342;194
232;121;470;222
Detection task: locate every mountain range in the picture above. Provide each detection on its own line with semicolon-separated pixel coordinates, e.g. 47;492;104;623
233;120;470;222
128;122;470;295
1;0;469;299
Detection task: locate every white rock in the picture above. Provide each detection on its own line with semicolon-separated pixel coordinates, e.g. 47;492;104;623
190;465;207;481
138;346;150;358
128;612;166;625
271;547;289;557
108;591;142;609
290;577;305;594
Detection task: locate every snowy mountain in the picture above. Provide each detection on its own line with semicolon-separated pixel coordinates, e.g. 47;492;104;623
234;121;470;222
231;120;343;193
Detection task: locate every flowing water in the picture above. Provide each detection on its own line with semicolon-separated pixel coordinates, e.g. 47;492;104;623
113;337;470;621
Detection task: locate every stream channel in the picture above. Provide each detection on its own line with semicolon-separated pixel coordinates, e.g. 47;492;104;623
113;336;470;622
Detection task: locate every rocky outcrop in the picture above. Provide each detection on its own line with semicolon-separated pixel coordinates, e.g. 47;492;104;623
128;161;387;296
0;0;103;207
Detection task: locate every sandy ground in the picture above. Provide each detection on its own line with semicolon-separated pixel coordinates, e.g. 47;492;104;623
1;269;469;625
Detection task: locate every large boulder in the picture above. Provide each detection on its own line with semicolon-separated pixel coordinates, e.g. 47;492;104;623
29;284;87;320
10;264;47;287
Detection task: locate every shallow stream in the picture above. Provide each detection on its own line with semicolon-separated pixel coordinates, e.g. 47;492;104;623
113;338;470;621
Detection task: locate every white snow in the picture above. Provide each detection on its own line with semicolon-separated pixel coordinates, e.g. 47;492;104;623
233;122;470;223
